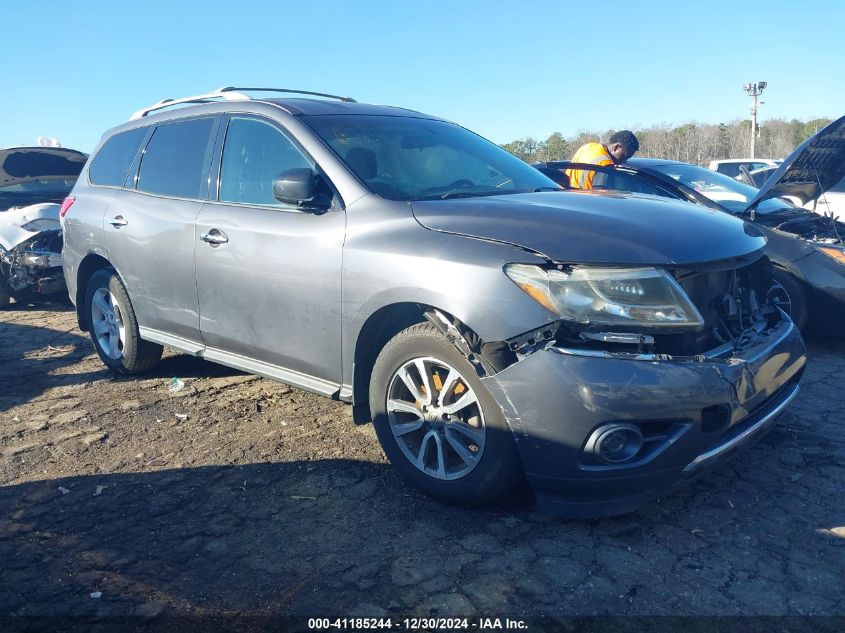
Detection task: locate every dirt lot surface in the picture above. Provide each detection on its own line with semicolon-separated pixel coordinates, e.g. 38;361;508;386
1;304;844;621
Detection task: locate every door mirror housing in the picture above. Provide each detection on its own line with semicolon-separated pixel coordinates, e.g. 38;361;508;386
272;168;332;212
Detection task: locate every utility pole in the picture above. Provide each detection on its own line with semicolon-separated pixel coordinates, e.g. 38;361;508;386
742;81;767;158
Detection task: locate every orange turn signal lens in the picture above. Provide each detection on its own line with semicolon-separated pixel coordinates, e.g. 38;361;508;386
515;282;558;313
818;246;845;265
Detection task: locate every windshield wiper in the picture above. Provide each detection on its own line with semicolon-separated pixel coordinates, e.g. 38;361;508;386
739;206;801;218
531;187;561;192
416;190;507;201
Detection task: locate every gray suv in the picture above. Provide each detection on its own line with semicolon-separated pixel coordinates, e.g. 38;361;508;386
62;87;806;517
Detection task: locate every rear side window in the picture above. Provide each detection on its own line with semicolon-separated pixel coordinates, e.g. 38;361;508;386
137;118;215;199
218;117;312;207
89;127;148;187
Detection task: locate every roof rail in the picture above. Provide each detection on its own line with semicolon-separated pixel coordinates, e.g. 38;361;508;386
215;86;356;103
130;90;251;120
129;86;356;120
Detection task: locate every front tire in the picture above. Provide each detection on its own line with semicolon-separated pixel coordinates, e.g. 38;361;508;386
85;269;162;374
369;323;521;505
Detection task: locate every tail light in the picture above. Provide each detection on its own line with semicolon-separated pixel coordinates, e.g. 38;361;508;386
59;196;76;218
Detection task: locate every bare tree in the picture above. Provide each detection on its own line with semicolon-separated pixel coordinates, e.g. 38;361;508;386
500;117;834;166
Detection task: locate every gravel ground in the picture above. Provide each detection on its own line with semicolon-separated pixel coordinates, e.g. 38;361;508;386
1;303;844;621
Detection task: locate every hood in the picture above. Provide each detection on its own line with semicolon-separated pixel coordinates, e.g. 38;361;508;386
747;114;845;211
0;203;60;251
0;147;86;189
411;190;766;266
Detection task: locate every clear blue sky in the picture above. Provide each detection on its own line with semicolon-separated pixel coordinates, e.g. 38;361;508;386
4;0;843;152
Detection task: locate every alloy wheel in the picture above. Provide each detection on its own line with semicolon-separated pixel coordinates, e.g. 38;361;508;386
90;287;126;360
386;356;486;480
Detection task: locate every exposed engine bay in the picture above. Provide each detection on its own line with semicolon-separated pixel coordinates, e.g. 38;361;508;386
768;212;844;246
0;230;65;296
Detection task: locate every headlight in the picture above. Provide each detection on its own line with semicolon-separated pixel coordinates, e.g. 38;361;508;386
816;245;845;265
505;264;704;329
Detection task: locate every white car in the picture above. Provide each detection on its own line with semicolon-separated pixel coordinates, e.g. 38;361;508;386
743;168;845;218
811;176;845;216
708;158;781;178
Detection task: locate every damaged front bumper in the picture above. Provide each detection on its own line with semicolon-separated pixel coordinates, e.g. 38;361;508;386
481;316;806;518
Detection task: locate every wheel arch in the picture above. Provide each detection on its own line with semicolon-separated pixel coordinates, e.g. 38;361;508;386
351;302;486;424
75;254;115;329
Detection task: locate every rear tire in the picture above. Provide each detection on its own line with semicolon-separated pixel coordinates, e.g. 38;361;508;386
85;269;162;374
369;323;521;505
771;269;808;332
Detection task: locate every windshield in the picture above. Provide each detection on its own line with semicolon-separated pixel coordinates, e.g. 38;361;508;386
303;115;559;201
650;162;794;215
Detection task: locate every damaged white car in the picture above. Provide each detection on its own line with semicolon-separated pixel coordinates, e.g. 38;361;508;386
0;146;86;306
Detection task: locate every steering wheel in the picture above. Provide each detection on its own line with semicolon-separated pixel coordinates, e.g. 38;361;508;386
447;179;474;188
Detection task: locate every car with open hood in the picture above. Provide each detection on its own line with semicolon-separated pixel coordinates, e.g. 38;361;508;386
62;87;805;518
742;167;845;219
534;115;845;333
0;146;87;306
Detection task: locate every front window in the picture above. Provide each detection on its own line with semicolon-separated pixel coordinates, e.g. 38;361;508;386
303;115;558;201
650;162;794;215
218;117;313;208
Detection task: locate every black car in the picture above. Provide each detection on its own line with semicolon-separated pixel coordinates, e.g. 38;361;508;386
535;115;845;333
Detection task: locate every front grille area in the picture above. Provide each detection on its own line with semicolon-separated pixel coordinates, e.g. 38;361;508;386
658;256;778;355
549;255;783;358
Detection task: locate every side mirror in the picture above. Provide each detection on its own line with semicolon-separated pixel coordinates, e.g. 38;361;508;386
272;168;332;212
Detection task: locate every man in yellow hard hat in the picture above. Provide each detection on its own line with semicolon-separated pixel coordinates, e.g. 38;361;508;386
565;131;640;190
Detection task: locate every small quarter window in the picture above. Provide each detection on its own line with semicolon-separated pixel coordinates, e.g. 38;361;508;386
137;118;215;199
89;127;148;187
219;117;313;207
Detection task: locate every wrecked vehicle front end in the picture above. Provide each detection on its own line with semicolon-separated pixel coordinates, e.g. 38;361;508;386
0;230;65;297
405;191;807;517
480;253;806;518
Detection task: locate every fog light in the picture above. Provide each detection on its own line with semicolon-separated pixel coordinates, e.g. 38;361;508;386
587;423;644;464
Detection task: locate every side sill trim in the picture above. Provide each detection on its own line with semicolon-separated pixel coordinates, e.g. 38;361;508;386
338;384;354;402
139;326;204;355
138;326;340;399
202;348;340;399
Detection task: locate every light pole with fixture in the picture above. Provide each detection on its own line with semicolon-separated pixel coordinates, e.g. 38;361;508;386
743;81;767;158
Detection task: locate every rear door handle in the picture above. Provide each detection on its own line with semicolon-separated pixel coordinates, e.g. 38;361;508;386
108;216;128;227
200;229;229;245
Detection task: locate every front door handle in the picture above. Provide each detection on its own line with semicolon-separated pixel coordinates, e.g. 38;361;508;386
108;216;128;227
200;229;229;245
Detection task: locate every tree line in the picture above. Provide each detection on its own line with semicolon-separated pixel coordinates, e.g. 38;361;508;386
500;117;833;166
